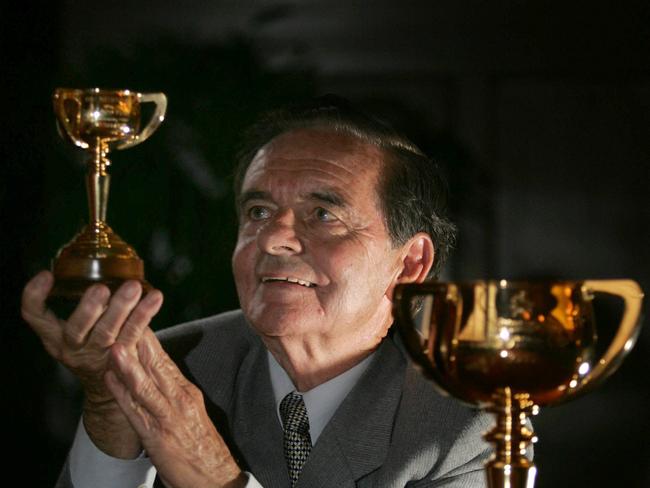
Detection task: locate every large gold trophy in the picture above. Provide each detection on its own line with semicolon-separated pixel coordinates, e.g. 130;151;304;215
394;279;643;488
49;88;167;302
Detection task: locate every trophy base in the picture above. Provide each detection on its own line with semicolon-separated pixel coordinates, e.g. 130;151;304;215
486;463;537;488
47;224;151;317
47;276;152;319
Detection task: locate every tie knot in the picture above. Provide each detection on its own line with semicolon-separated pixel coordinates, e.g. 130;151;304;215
280;392;310;436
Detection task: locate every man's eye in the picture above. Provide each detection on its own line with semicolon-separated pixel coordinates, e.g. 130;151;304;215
314;207;337;222
247;206;271;221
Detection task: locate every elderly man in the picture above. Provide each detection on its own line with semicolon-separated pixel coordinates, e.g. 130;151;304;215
22;96;492;488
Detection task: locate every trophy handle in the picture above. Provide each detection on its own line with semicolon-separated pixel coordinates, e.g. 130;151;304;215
394;283;436;374
394;283;467;399
116;92;167;150
574;279;644;395
53;90;89;149
394;283;444;367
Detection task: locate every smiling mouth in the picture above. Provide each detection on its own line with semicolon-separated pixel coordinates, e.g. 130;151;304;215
261;277;317;288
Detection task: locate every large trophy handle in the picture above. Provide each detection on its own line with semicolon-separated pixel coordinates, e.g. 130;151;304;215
394;283;437;376
117;92;167;150
394;282;465;399
575;279;644;395
53;89;89;149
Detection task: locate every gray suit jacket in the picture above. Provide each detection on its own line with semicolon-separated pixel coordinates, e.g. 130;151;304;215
57;309;493;487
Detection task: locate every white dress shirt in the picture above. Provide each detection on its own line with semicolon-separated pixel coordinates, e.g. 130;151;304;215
69;350;375;488
267;350;375;445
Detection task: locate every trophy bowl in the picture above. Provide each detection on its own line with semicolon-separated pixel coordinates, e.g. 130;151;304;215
49;88;167;306
393;279;643;488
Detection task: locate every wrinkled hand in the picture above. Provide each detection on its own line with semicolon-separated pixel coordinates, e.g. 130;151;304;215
21;270;163;457
105;328;246;488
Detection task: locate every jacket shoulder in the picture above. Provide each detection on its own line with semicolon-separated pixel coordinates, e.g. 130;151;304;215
376;333;494;486
155;310;259;398
156;309;254;359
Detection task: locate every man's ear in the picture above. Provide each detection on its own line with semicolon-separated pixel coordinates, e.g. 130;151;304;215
396;232;435;285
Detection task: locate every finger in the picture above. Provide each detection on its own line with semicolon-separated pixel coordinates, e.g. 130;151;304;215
109;342;170;420
21;271;62;351
87;281;143;348
137;329;191;400
62;284;111;348
105;369;157;436
115;289;164;347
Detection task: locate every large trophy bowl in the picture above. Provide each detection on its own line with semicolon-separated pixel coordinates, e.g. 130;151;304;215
49;87;167;304
394;279;643;488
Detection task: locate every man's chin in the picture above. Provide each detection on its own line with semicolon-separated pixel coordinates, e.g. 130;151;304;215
244;305;324;338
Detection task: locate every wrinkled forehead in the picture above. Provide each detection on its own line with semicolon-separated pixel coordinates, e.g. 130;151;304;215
245;127;387;185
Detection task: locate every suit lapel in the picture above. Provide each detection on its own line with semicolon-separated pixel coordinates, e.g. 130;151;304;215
297;336;406;487
231;338;291;488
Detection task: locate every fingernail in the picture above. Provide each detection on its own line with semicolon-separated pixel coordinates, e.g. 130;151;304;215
122;281;140;299
147;289;163;304
34;272;51;287
90;285;109;301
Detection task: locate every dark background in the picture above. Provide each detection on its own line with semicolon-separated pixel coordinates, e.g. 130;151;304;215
2;1;648;486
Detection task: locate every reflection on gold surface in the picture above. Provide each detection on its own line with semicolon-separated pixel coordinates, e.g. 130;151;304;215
394;279;644;488
549;284;578;331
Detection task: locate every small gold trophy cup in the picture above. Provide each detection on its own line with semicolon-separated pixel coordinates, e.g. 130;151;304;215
394;279;643;488
49;88;167;302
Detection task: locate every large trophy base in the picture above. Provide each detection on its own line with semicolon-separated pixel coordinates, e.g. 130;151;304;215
486;464;537;488
47;223;150;317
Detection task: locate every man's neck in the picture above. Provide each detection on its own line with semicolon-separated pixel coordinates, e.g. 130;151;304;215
261;335;382;391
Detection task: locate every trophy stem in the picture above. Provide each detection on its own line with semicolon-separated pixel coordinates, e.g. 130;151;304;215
484;387;538;488
87;140;110;230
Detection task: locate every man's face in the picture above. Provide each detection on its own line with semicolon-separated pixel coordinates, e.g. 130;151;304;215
232;128;406;346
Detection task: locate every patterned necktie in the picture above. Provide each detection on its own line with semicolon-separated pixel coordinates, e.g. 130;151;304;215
279;392;312;486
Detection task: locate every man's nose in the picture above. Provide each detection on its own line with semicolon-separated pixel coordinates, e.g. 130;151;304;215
257;209;303;255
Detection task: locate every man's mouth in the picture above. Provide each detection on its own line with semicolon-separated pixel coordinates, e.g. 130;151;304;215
261;277;317;288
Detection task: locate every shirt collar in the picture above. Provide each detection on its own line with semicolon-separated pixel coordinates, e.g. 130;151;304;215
267;350;375;445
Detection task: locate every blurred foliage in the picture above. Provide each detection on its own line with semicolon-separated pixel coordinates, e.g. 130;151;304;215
37;38;316;328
